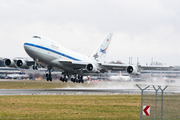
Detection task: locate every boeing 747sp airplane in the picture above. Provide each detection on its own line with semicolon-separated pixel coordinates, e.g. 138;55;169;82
4;33;172;83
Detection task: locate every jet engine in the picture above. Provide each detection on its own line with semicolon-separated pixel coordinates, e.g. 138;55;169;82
86;63;99;73
126;65;141;75
4;59;16;67
16;59;29;69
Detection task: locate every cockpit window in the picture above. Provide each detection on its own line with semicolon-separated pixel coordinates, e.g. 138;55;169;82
33;36;41;39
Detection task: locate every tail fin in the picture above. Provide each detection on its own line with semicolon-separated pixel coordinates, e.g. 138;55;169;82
90;33;113;63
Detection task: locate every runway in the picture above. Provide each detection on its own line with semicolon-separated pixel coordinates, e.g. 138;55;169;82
0;89;139;95
0;88;179;95
0;80;180;95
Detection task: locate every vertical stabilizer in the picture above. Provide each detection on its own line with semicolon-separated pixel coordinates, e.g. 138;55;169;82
90;33;113;63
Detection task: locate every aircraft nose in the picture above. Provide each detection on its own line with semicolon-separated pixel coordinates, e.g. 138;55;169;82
24;43;31;53
24;37;34;54
24;41;36;59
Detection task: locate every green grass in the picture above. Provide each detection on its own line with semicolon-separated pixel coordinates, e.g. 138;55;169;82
0;95;140;120
0;80;179;119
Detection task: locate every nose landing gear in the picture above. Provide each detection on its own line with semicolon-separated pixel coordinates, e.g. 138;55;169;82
33;59;38;70
33;65;38;70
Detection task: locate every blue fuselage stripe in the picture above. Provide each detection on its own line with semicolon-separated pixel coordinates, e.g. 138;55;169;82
24;43;81;61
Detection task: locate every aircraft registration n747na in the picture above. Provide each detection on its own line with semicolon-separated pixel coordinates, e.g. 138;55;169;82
4;33;173;83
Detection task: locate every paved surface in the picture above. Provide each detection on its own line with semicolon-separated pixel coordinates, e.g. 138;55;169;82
0;89;139;95
0;88;179;95
0;80;180;95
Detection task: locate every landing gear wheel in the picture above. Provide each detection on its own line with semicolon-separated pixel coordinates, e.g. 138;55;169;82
73;79;75;83
76;79;78;83
33;66;38;70
46;74;48;78
60;73;69;83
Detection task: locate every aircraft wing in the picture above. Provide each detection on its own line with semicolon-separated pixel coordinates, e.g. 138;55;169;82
100;63;128;71
101;63;173;70
100;63;173;75
59;61;128;73
59;60;173;72
59;61;127;72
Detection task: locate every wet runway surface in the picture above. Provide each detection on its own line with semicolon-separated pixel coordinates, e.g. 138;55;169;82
0;80;180;95
0;89;140;95
0;88;179;95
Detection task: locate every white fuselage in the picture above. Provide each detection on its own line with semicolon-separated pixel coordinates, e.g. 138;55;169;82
24;36;92;74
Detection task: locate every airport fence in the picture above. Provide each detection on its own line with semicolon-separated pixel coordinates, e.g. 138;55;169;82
137;85;180;120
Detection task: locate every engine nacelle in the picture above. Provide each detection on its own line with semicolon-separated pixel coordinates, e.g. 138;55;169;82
126;65;141;75
16;59;29;69
86;63;99;73
4;59;16;67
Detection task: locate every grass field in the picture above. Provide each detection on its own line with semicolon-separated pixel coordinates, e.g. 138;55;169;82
0;80;179;119
0;95;140;120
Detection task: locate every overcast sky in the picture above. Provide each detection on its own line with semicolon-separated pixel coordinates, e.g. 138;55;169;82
0;0;180;65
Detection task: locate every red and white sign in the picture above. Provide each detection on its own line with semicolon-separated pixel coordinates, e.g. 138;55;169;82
143;106;150;116
92;80;99;84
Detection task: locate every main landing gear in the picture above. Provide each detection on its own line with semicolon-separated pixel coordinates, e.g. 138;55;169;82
46;67;52;81
71;75;84;83
60;74;68;82
59;73;84;83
